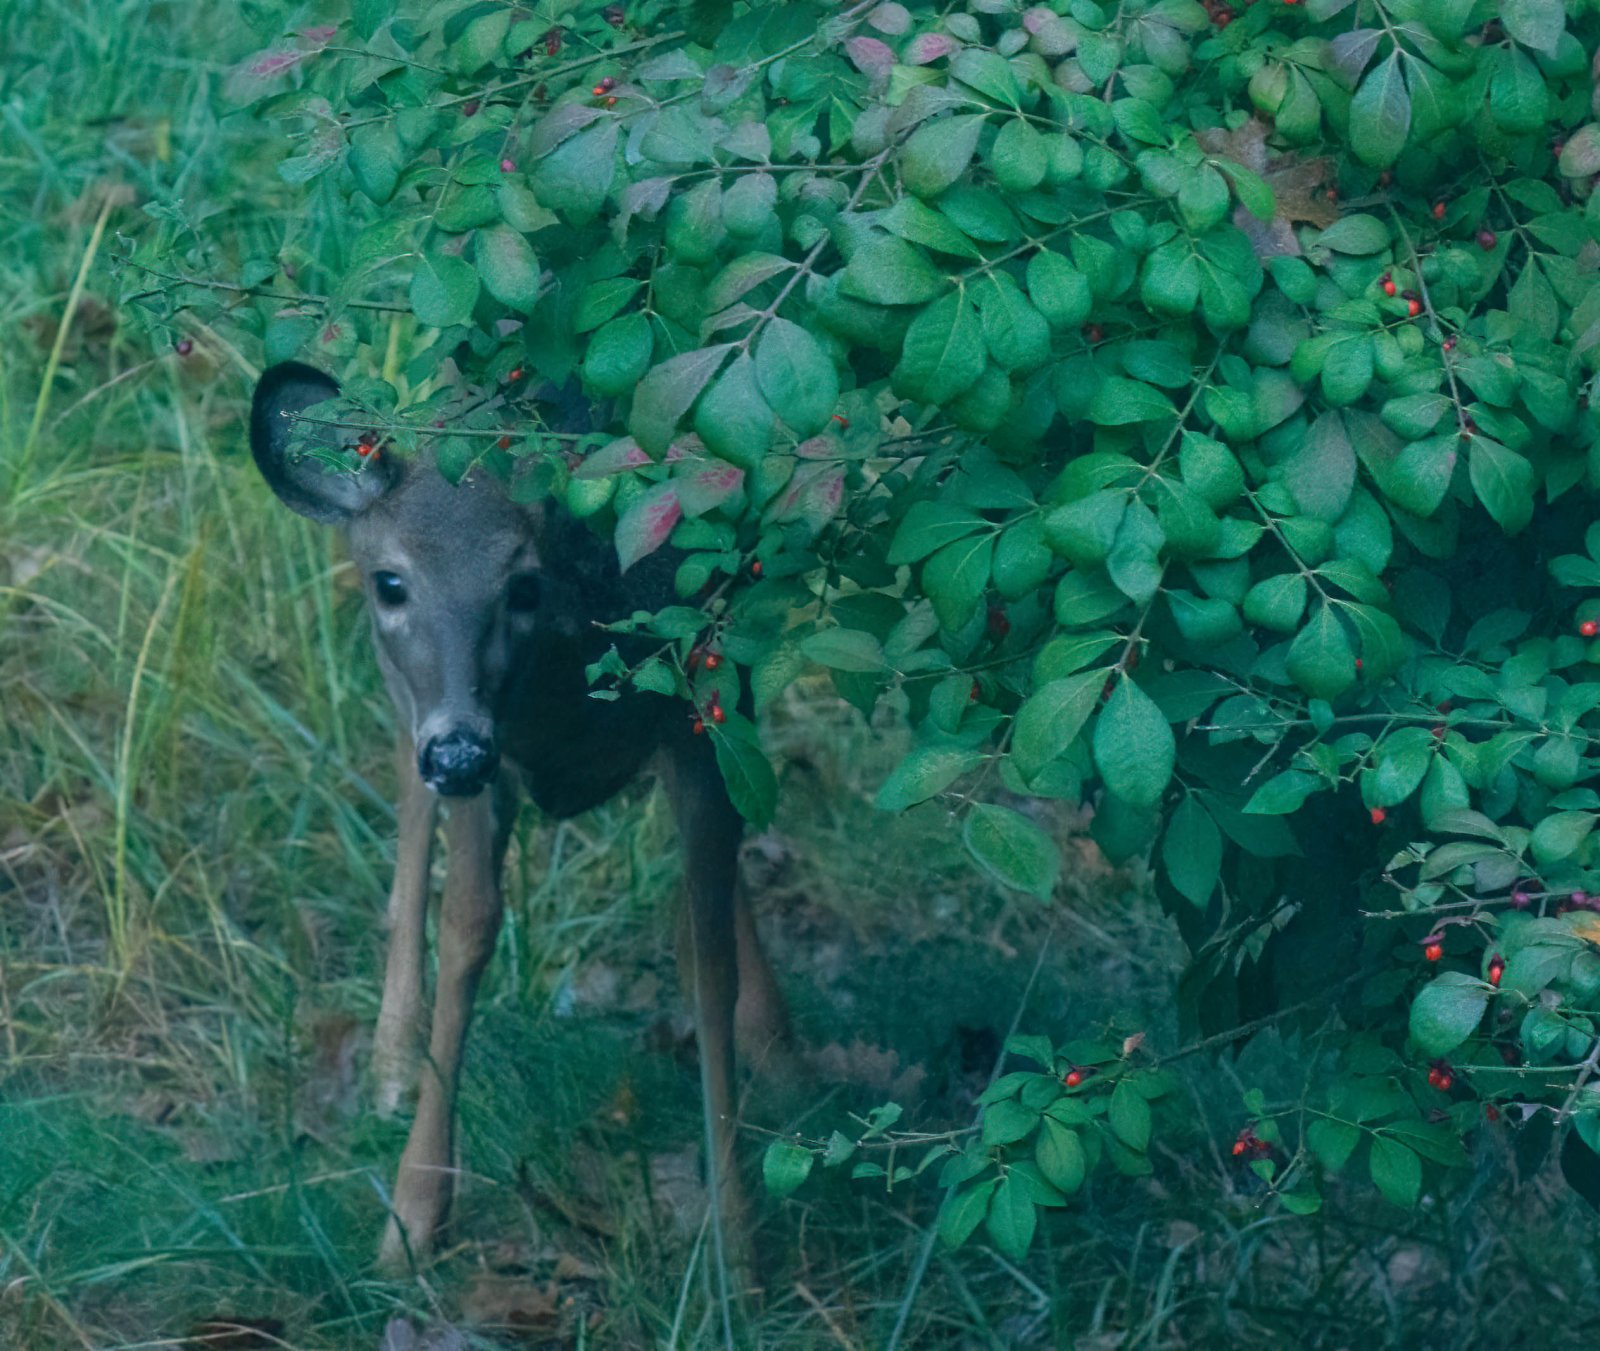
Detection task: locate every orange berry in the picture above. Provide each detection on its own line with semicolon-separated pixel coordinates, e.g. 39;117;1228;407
703;653;721;671
1488;955;1504;987
1424;941;1443;962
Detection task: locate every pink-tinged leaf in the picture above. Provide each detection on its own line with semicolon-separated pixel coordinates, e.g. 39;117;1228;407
575;436;651;479
677;463;745;517
868;2;913;34
846;37;896;82
1021;7;1077;56
615;483;683;572
905;33;960;66
299;24;338;45
796;435;836;458
227;46;309;101
769;463;845;535
664;434;707;465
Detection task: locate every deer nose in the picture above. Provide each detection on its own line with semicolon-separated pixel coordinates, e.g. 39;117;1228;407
418;730;499;797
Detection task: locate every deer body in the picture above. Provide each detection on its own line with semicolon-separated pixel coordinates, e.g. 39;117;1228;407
249;363;785;1274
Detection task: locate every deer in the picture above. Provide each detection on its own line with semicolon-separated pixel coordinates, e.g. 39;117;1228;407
248;361;790;1277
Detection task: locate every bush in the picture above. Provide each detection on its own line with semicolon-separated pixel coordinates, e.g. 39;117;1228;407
122;0;1600;1257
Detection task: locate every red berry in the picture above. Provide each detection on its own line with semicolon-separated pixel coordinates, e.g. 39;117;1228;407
831;413;849;428
1083;324;1104;344
497;435;512;450
1488;955;1504;987
1215;9;1232;25
356;440;374;458
692;718;705;735
175;338;194;357
1443;335;1457;352
1370;807;1386;825
1477;228;1497;250
1436;1072;1453;1092
969;681;981;703
750;560;763;577
1231;1139;1248;1156
463;100;480;117
1432;201;1447;220
500;158;515;173
1486;1104;1500;1121
508;367;523;382
1582;620;1598;638
1382;279;1397;297
606;96;617;107
1065;1069;1083;1088
703;653;721;671
1431;723;1445;740
1354;657;1364;672
1424;941;1443;962
711;704;726;725
1407;298;1422;318
1510;888;1531;909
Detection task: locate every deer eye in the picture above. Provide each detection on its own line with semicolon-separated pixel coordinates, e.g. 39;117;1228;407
506;572;542;613
373;571;408;606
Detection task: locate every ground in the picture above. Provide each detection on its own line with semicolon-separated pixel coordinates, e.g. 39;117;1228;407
4;3;1600;1348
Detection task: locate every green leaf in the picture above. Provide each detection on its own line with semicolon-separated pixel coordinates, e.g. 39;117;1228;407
1349;54;1411;167
893;293;986;403
629;346;733;456
1468;438;1534;535
710;715;778;828
1012;671;1105;783
901;113;986;198
1286;604;1356;701
1162;795;1222;907
1093;678;1176;809
1502;0;1565;54
1308;1119;1360;1172
877;745;985;812
1315;215;1391;255
573;277;642;333
939;1178;998;1249
964;803;1062;901
1030;249;1094;331
693;352;774;470
1243;769;1320;815
923;533;994;631
349;123;402;203
582;312;655;401
801;628;887;673
1109;1080;1151;1152
982;1097;1042;1146
1409;972;1489;1057
476;225;541;312
889;502;986;564
990;117;1047;192
1178;165;1230;233
763;1141;815;1197
1035;1119;1087;1195
1531;811;1595;866
1089;377;1176;426
842;235;946;305
973;274;1050;372
1244;573;1308;633
1369;1136;1421;1208
410;248;480;328
985;1173;1037;1261
755;319;838;437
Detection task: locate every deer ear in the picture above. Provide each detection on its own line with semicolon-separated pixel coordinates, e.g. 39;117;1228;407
250;362;396;524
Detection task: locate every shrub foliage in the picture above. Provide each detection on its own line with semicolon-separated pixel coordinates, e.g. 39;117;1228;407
124;0;1600;1254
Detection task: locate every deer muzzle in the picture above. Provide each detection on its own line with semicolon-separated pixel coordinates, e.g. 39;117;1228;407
418;729;499;797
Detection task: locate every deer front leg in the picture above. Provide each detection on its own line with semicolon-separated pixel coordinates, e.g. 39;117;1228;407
378;785;506;1272
373;735;438;1117
662;741;752;1289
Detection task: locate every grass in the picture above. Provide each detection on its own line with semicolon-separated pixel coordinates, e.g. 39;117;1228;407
5;2;1600;1348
